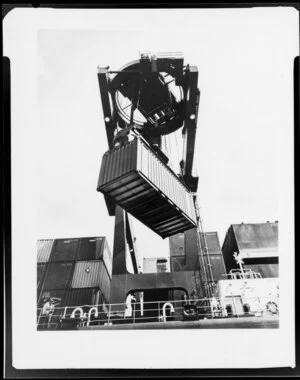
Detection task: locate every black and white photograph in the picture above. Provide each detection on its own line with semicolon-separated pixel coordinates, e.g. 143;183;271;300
3;5;298;370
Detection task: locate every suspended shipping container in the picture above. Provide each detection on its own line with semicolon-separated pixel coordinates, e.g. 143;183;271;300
50;238;79;262
71;260;111;301
97;138;197;238
43;262;74;290
37;239;54;263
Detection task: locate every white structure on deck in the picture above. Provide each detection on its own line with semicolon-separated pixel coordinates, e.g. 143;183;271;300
215;269;279;317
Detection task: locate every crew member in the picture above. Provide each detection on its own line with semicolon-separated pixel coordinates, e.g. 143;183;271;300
40;297;55;329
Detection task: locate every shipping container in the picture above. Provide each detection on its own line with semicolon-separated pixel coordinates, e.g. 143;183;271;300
244;263;278;278
200;232;222;255
50;238;79;262
37;239;54;263
209;254;227;281
77;237;104;261
97;138;197;238
65;287;104;308
169;233;185;257
170;256;186;272
233;222;278;252
43;262;74;289
102;238;112;278
37;263;47;288
77;237;112;278
184;228;199;270
71;260;111;301
222;223;279;273
64;288;108;324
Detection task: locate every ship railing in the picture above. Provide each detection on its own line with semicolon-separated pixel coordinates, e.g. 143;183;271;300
36;295;279;330
221;269;262;280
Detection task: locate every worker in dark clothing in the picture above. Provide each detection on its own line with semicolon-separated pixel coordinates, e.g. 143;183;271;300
113;123;143;147
113;124;134;147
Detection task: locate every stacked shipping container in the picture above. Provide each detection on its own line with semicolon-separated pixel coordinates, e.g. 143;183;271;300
37;237;112;318
169;229;227;283
221;223;279;278
200;232;227;282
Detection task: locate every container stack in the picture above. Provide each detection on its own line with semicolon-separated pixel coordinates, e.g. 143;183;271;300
37;237;112;318
200;232;227;282
38;238;81;311
67;237;111;308
169;232;185;271
169;229;227;283
37;239;55;297
221;222;279;278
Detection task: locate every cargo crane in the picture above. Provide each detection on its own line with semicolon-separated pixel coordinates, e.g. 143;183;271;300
96;52;215;313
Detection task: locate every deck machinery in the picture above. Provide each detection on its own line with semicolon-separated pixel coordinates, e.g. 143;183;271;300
97;52;214;316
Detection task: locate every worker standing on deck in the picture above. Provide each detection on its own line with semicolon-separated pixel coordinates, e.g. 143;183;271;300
210;296;220;318
124;292;137;321
40;297;55;329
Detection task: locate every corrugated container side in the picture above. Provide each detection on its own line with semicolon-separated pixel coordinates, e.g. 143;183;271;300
50;238;80;262
71;261;111;299
71;261;104;288
64;288;108;323
244;263;279;278
102;239;112;278
77;237;104;261
137;138;195;222
169;233;185;257
37;239;54;263
65;288;104;308
184;228;199;270
204;232;222;255
170;256;186;272
99;263;111;302
233;223;278;251
43;262;74;289
97;138;197;238
37;263;47;287
209;254;227;281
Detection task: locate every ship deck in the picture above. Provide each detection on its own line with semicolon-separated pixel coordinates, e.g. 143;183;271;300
78;315;279;330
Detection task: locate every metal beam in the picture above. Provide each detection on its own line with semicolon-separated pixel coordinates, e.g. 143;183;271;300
181;66;200;192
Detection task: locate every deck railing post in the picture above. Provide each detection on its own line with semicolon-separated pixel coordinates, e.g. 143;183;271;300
37;308;42;328
107;304;111;325
232;296;238;318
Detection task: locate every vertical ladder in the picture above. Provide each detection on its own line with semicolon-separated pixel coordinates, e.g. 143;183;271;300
193;196;216;298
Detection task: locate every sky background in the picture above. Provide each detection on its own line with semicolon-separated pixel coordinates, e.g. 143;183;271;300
37;10;297;266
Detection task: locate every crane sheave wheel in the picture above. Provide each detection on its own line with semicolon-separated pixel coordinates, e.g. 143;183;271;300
110;61;185;137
